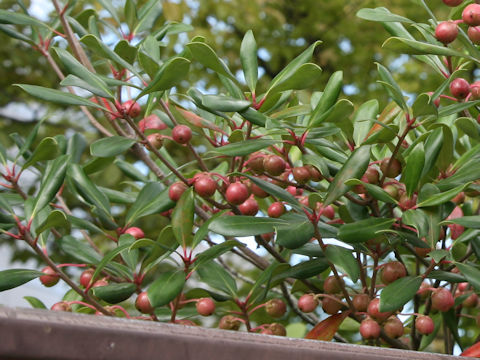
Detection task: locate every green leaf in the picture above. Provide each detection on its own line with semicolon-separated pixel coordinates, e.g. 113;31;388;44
134;0;163;34
35;210;70;235
197;261;237;297
239;107;268;127
60;75;113;98
309;71;343;126
208;216;287;237
0;269;44;291
126;183;173;225
281;259;329;280
15;84;106;110
90;136;136;158
91;243;132;284
193;240;240;270
23;137;59;168
376;63;407;110
438;100;480;117
276;213;315;249
412;93;437;118
338;217;395;243
214;139;279;157
115;159;149;182
30;155;70;220
455;263;480;292
201;94;251;112
0;9;50;29
356;8;413;23
171;187;194;248
324;145;371;205
345;179;397;204
58;235;102;264
352;99;378;146
147;270;186;308
92;283;136;304
441;216;480;228
417;183;471;207
421;128;443;178
249;263;289;305
137;57;190;97
23;296;47;309
124;0;137;30
240;30;258;92
427;270;466;283
379;276;422;313
192;210;227;249
186;42;236;81
402;143;424;197
67;215;103;234
267;63;322;96
66;133;86;164
324;245;359;282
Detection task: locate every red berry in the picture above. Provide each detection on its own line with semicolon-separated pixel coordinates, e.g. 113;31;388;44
169;181;188;202
322;205;335;220
246;179;269;198
264;155;286;176
248;154;265;174
458;282;469;292
225;182;250;205
172;125;192;144
139;114;167;132
39;266;59;287
415;315;434;335
135;291;154;314
431;288;455;312
324;275;342;294
381;261;407;284
360;318;381;339
380;157;402;178
435;21;458;44
267;202;285;218
124;227;145;240
353;294;370;312
265;299;287;318
442;0;463;6
383;317;404;338
306;165;322;181
450;78;470;99
123;100;141;118
51;301;72;312
462;292;478;308
80;269;94;288
292;166;311;184
298;294;319;313
269;323;287;336
452;191;466;204
322;296;344;315
463;4;480;26
468;26;480;45
194;175;217;197
196;298;215;316
238;197;259;216
447;206;465;240
146;133;163;150
218;315;241;330
92;279;108;288
367;298;392;322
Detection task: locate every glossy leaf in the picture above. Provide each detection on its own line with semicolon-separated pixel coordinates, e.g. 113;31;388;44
0;269;44;291
309;71;343;126
35;210;70;235
421;128;443;179
24;296;47;309
338;217;395;243
412;93;437;118
209;215;287;237
58;235;101;264
138;57;190;97
0;9;50;29
323;145;371;205
417;183;471;208
305;312;350;341
441;216;480;229
239;107;268;127
126;183;173;225
186;41;236;80
345;179;397;204
324;245;359;282
171;187;194;248
376;63;407;110
197;261;237;297
90;136;136;158
23;137;59;169
379;276;422;312
214;139;279;157
402;143;424;197
276;214;315;249
267;63;322;96
455;263;480;292
240;30;258;92
92;283;136;304
193;240;240;270
356;7;413;23
148;270;186;308
353;99;378;146
282;258;330;279
91;243;132;284
201;94;251;112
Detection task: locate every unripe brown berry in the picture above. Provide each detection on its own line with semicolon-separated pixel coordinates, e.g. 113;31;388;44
380;157;402;178
172;125;192;144
398;193;417;211
146;133;163;150
306;165;322;181
226;182;250;205
39;266;59;287
218;315;241;330
463;4;480;26
268;202;285;218
381;261;407;284
238;197;259;216
196;298;215;316
435;21;458;44
292;166;311;184
363;167;380;185
136;291;154;313
298;294;319;313
353;293;370;312
264;155;286;176
383;317;404;338
367;298;392;322
431;288;455;312
169;181;188;202
80;268;95;288
360;318;381;339
51;301;72;312
248;154;265;174
139;114;167;132
265;299;287;318
321;296;344;315
450;78;470;99
269;323;287;336
260;328;274;335
323;275;342;294
415;315;434;335
123;100;141;118
194;175;217;197
124;227;145;240
383;184;400;199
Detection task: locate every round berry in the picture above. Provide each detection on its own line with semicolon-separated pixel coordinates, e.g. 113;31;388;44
135;291;154;313
383;184;400;199
139;114;167;132
323;275;342;294
225;182;250;205
39;266;59;287
463;4;480;26
367;298;392;322
353;293;370;312
169;181;188;202
360;318;381;339
260;328;274;335
383;316;404;338
415;315;434;335
450;78;470;99
248;154;265;174
267;202;285;218
292;166;311;184
172;125;192;144
322;296;344;315
146;133;163;150
51;301;72;312
298;294;319;313
364;167;380;184
247;179;269;198
431;288;455;312
381;261;407;284
264;155;286;176
196;298;215;316
218;315;241;330
468;26;480;45
194;175;217;197
435;21;458;44
442;0;463;6
265;299;287;318
269;323;287;336
323;205;335;220
306;165;322;181
238;198;259;216
80;268;95;288
380;157;402;178
123;100;141;118
124;227;145;240
462;292;478;308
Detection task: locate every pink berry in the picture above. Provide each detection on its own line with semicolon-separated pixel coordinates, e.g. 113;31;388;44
468;26;480;45
298;294;318;313
168;181;188;202
123;100;141;118
431;288;455;312
39;266;59;287
238;197;259;216
80;269;94;288
442;0;463;6
360;318;381;339
172;125;192;144
124;227;145;240
367;298;392;322
139;114;167;132
135;291;154;314
416;315;434;335
435;21;458;44
146;133;163;150
225;182;250;205
463;4;480;26
383;316;404;338
267;202;285;218
51;301;72;312
450;78;470;99
196;298;215;316
381;261;407;284
194;175;217;197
